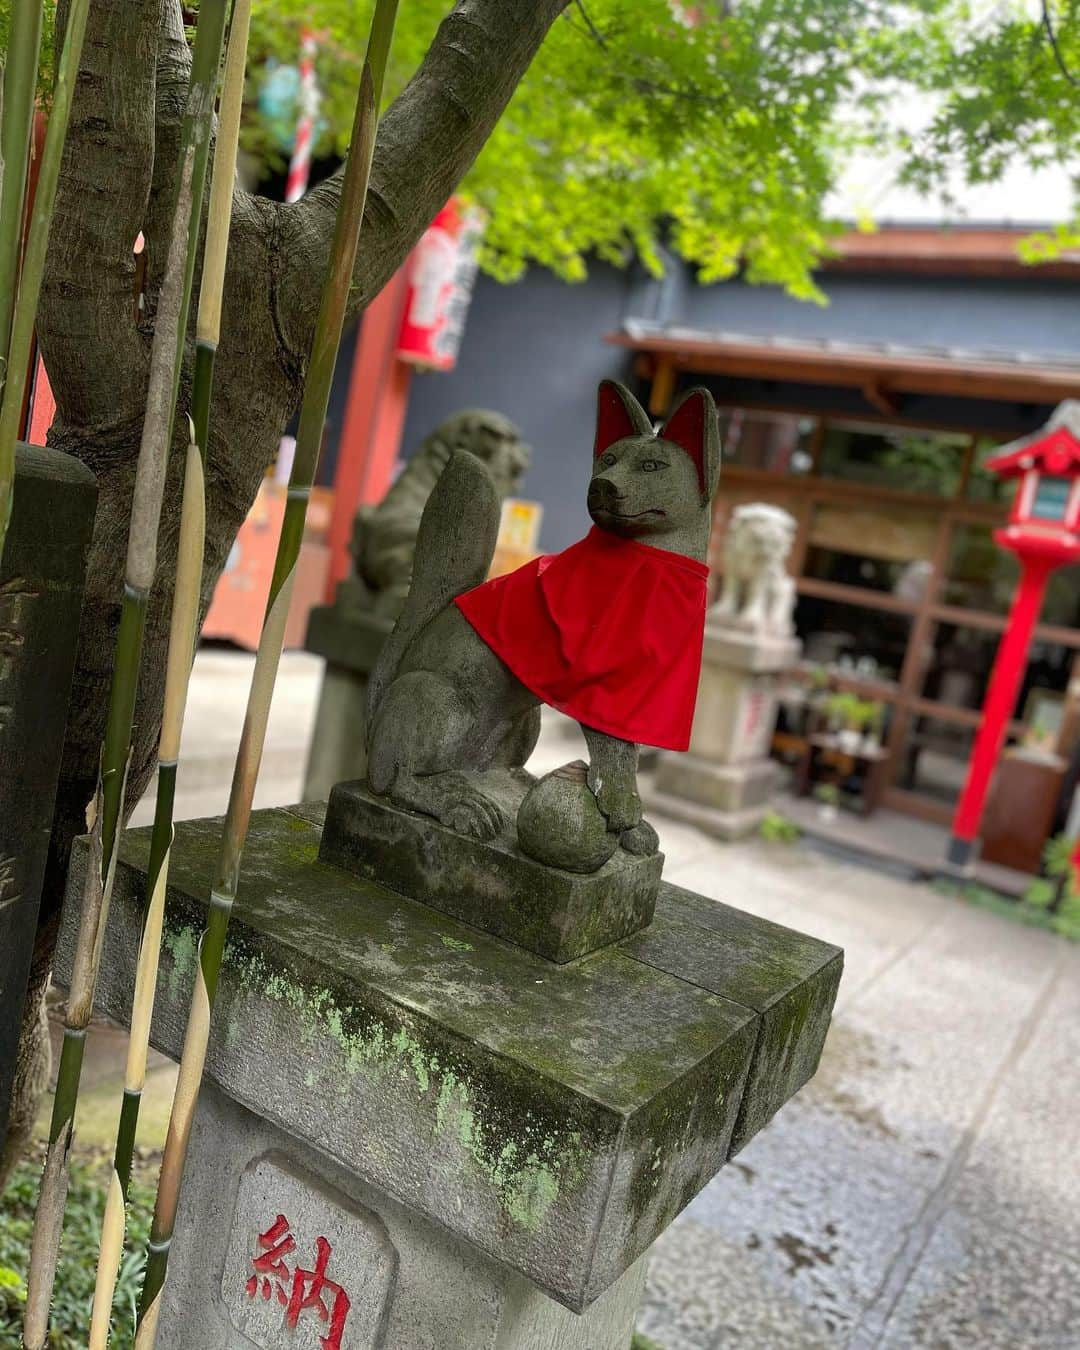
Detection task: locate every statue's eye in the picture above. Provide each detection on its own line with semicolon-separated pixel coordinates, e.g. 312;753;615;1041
600;452;617;468
640;458;665;472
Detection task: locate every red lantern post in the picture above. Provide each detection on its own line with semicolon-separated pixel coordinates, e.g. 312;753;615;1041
948;404;1080;866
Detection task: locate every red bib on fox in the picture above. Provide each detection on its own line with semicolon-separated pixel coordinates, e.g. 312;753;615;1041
455;526;708;751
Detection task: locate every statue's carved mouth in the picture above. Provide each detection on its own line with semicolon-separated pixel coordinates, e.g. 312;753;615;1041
592;506;666;520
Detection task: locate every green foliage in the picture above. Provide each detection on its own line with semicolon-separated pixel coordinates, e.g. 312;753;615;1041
814;781;840;806
7;1;1080;290
759;809;802;843
938;876;1080;943
1042;832;1075;880
631;1334;666;1350
0;1151;155;1348
1022;833;1078;918
825;692;881;731
0;0;56;104
889;0;1080;255
1023;877;1057;910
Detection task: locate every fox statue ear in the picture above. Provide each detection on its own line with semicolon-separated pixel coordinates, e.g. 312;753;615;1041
594;380;653;457
660;386;721;501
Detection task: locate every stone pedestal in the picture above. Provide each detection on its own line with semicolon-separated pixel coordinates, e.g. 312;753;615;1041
651;623;801;840
302;606;392;800
0;443;95;1153
58;803;840;1348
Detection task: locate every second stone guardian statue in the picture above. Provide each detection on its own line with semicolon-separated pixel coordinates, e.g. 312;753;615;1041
364;379;720;875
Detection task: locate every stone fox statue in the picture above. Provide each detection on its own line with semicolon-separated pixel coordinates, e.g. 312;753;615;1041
366;380;721;873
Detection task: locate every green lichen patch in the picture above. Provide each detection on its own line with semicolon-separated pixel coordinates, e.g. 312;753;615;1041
213;936;592;1233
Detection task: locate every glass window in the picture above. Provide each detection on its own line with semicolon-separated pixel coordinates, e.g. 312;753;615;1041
819;421;969;497
896;715;979;805
794;595;909;686
943;522;1019;615
921;624;1001;711
805;501;936;600
944;526;1080;628
718;409;815;474
922;621;1074;716
966;438;1018;504
804;547;916;594
1045;566;1080;629
1032;474;1072;522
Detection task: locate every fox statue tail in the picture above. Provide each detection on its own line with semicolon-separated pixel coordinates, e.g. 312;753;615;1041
366;449;500;734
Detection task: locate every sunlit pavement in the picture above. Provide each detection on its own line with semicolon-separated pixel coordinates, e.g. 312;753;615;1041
63;649;1080;1347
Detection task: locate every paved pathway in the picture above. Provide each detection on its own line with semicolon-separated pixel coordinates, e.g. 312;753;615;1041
60;651;1080;1347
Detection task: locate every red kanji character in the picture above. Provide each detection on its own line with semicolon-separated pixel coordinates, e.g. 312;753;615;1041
246;1214;295;1308
286;1236;351;1350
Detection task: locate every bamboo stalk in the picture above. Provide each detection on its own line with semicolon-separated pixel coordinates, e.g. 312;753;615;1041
88;5;252;1343
0;0;85;563
136;4;399;1339
0;0;43;370
21;5;229;1345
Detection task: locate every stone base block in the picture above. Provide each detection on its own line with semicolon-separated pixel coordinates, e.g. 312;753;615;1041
57;805;841;1314
702;623;801;674
653;754;781;815
160;1082;648;1350
320;779;663;963
645;788;773;842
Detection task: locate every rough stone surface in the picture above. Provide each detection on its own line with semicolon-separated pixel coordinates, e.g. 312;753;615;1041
58;803;838;1312
161;1081;648;1350
320;778;662;962
0;442;96;1152
625;884;843;1155
221;1153;397;1348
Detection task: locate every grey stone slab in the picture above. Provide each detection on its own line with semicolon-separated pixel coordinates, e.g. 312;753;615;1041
320;779;663;963
162;1080;649;1350
625;884;843;1154
59;806;776;1311
0;442;95;1150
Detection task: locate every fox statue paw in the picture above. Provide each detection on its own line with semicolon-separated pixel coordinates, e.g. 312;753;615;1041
441;787;506;841
620;819;659;856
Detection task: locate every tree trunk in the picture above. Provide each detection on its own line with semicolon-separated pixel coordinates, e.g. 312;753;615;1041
7;0;569;1184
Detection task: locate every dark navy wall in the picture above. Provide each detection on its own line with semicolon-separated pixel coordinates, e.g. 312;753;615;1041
400;263;637;553
386;258;1080;551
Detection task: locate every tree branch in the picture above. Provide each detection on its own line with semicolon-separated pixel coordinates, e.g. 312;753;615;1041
278;0;572;362
144;0;194;309
1042;0;1079;87
36;0;160;437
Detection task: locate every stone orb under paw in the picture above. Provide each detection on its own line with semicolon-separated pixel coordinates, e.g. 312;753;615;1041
516;762;618;874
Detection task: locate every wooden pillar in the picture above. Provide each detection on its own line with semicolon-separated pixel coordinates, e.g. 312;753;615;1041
325;267;413;597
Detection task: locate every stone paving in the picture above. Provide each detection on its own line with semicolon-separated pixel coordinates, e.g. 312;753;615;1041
53;651;1080;1347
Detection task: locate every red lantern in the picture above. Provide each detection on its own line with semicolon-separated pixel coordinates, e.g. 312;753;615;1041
949;403;1080;865
396;198;485;372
